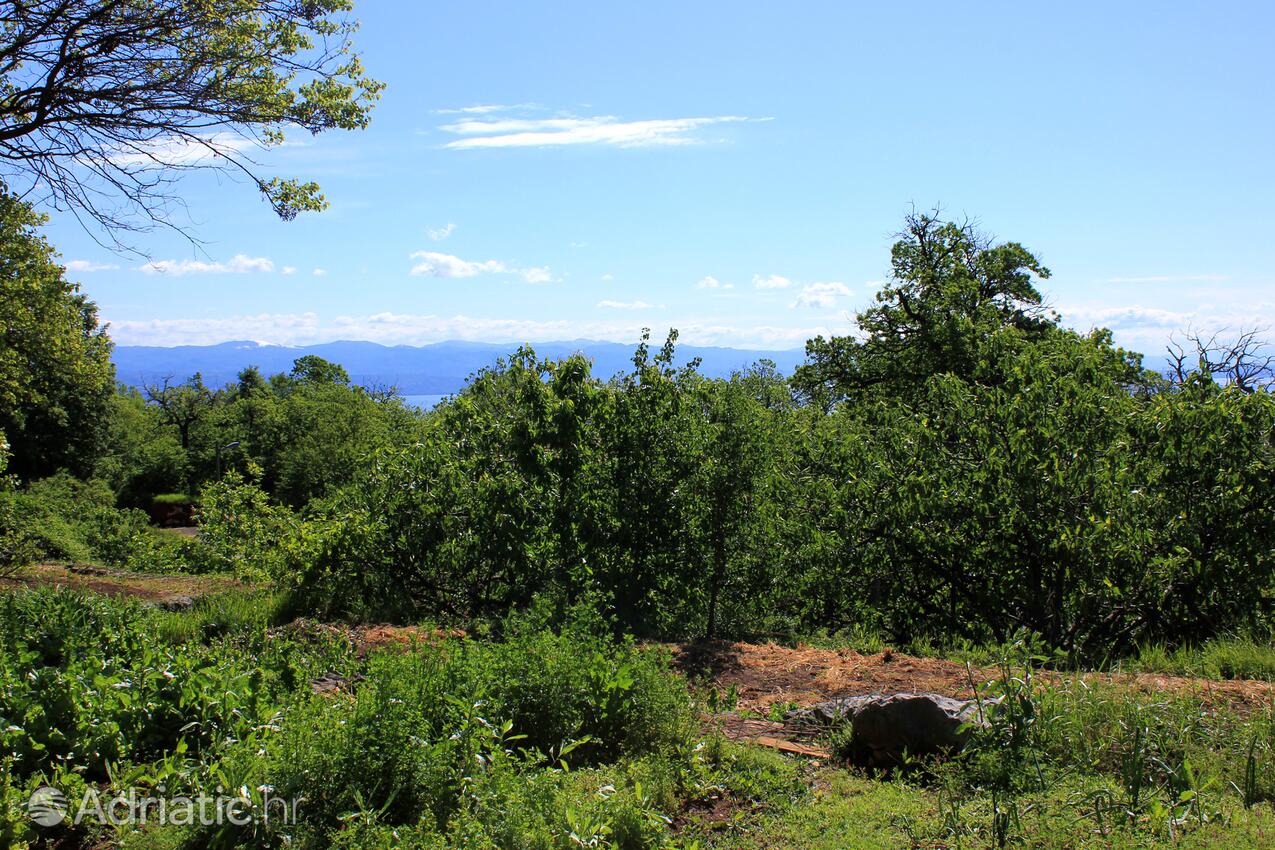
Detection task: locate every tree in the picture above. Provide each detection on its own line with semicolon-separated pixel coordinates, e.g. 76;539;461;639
0;190;114;480
1165;326;1274;392
144;373;213;452
693;376;775;638
289;354;350;386
792;211;1057;406
0;0;383;243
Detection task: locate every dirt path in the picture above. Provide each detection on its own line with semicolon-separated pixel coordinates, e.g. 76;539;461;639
675;640;1275;717
0;562;249;605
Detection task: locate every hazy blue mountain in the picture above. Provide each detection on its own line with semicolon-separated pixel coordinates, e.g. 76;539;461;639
112;339;809;394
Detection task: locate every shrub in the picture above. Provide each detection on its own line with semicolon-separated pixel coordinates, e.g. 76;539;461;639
0;473;157;567
193;469;298;580
0;588;268;781
463;607;695;765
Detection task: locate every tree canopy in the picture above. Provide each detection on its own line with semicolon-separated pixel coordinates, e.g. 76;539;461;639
0;0;383;242
0;190;114;479
794;211;1067;406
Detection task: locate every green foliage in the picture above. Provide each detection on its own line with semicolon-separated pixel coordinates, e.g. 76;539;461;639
193;468;298;579
6;210;1272;669
463;605;695;765
0;0;384;237
1;473;160;566
0;191;115;480
0;586;708;850
289;354;351;386
96;390;190;508
0;588;269;782
0;457;38;574
150;590;285;645
1128;637;1275;681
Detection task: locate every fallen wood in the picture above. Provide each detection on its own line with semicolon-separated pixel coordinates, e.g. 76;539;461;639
749;735;830;759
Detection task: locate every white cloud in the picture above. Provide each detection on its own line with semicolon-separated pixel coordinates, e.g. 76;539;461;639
1102;274;1230;284
281;266;297;275
107;132;257;167
753;273;793;290
108;312;324;346
432;104;531;115
409;251;508;278
521;266;555;284
427;223;456;241
597;300;658;310
139;254;274;276
65;260;119;272
600;273;615;281
313;268;327;277
440;114;758;150
409;251;554;283
695;275;734;290
105;311;831;349
791;281;852;309
1056;300;1275;351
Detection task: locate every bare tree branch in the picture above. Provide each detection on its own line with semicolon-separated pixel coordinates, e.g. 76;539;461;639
1165;325;1275;391
0;0;383;251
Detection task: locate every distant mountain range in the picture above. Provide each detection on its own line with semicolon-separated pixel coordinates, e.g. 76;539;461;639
111;340;809;394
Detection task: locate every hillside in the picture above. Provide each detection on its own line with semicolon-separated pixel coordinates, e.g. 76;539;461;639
111;339;809;393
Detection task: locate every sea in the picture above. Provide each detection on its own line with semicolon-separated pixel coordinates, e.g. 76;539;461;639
401;394;449;410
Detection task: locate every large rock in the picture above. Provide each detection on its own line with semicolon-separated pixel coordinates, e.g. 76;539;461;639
787;692;991;768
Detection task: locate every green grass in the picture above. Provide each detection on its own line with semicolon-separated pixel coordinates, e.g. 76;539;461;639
724;769;1275;850
151;493;194;505
9;585;1275;850
149;588;286;644
1123;637;1275;681
802;626;1275;683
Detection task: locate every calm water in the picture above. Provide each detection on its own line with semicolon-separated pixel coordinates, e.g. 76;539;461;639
401;394;449;409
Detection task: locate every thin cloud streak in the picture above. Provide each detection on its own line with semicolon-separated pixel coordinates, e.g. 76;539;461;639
65;260;119;272
440;114;760;149
1103;274;1230;284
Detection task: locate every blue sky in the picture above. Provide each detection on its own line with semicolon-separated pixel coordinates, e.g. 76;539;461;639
41;1;1275;356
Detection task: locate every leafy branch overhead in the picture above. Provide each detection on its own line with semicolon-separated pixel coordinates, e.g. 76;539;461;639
0;0;384;245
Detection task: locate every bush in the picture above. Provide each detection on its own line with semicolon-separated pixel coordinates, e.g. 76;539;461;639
0;473;158;567
463;606;695;765
0;587;269;781
190;607;695;848
192;469;298;580
0;490;39;576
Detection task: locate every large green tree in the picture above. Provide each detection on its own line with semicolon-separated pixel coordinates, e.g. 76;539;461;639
0;0;383;241
0;190;114;480
794;211;1063;406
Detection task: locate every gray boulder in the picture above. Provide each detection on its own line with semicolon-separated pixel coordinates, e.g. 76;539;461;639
155;595;196;612
787;692;991;768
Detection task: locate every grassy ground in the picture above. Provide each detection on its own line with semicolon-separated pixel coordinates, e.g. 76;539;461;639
4;576;1275;849
725;768;1275;850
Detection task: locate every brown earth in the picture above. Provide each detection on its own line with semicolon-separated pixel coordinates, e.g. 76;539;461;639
0;562;248;604
674;640;1275;717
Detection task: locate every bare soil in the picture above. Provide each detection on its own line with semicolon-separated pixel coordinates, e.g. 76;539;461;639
0;562;247;604
674;640;1275;716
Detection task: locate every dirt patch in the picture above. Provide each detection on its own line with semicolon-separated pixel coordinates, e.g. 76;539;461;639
0;562;248;604
675;640;1275;715
348;623;466;656
269;618;466;658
